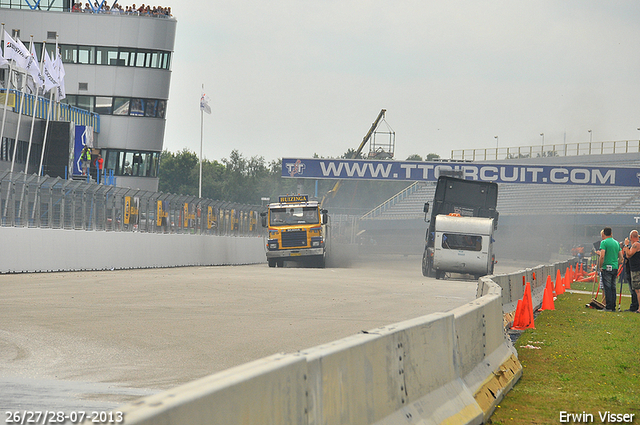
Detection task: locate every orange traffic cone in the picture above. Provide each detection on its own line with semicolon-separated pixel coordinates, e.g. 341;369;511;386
555;269;565;295
512;282;535;330
526;282;535;326
565;267;572;290
539;275;555;311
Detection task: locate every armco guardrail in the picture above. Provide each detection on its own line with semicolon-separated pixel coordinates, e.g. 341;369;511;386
97;262;584;425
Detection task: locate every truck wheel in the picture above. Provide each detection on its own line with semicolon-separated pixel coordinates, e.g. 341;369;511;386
276;259;284;268
435;270;444;280
268;259;276;268
421;251;429;277
317;255;326;268
422;250;435;277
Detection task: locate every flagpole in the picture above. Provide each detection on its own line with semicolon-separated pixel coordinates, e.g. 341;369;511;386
199;83;203;199
9;36;32;173
25;40;45;174
39;36;58;177
0;24;15;157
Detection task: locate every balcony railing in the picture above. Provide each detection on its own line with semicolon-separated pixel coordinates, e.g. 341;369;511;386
1;88;100;132
451;141;640;161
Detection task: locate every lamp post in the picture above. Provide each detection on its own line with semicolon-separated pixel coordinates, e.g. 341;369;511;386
588;129;592;143
540;133;544;144
494;136;498;160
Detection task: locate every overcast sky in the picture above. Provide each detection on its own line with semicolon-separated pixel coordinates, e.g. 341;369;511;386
162;1;640;164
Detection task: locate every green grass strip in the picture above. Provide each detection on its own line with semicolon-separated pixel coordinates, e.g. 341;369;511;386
489;292;640;424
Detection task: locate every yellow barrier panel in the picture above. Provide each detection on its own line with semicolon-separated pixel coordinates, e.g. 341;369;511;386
124;197;131;225
0;93;16;108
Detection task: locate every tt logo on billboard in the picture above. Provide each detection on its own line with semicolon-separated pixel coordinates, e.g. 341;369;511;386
286;160;305;177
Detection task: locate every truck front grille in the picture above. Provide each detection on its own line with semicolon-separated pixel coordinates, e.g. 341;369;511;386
282;230;307;248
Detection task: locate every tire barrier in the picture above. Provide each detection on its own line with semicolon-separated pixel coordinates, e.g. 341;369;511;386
106;262;586;425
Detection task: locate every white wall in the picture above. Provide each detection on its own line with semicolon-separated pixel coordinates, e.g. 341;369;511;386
0;227;265;273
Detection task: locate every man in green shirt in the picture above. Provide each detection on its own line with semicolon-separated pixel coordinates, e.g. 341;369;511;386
598;227;623;311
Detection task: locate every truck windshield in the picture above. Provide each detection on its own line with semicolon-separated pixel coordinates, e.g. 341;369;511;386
441;234;482;251
270;207;319;226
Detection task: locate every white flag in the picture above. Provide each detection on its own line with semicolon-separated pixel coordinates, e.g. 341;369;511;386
27;43;44;89
42;49;59;92
54;49;66;100
200;92;211;114
3;31;30;69
0;46;7;67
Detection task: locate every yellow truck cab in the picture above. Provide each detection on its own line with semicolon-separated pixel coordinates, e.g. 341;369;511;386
260;195;329;268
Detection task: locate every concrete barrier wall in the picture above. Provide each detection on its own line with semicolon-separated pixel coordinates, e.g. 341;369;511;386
109;275;525;425
0;227;266;273
115;353;308;425
478;259;577;314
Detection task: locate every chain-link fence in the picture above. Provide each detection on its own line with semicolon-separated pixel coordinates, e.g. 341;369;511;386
0;170;264;236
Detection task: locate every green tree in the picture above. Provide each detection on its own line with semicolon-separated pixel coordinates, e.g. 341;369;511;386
158;149;199;195
406;154;423;161
198;159;226;200
342;148;364;159
426;153;440;161
158;148;413;211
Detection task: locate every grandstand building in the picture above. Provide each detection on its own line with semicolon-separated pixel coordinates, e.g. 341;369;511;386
0;2;176;191
359;145;640;262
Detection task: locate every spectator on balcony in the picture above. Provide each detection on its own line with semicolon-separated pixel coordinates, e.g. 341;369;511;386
80;146;91;176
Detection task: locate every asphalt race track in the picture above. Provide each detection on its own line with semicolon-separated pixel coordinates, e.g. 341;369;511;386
0;255;536;412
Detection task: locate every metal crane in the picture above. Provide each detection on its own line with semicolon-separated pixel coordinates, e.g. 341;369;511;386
320;109;389;208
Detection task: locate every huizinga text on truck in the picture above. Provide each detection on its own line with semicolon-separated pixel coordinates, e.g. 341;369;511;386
260;195;329;268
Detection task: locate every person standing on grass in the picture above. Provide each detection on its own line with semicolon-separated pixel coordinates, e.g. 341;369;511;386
598;227;623;311
623;230;640;313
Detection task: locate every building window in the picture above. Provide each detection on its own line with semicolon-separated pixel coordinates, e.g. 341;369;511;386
135;51;147;67
144;100;157;117
103;149;160;178
94;96;113;115
54;43;172;70
157;100;166;118
78;46;94;64
112;97;130;115
61;44;76;63
63;96;167;118
130;99;145;116
76;95;92;111
34;42;172;69
96;46;115;65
